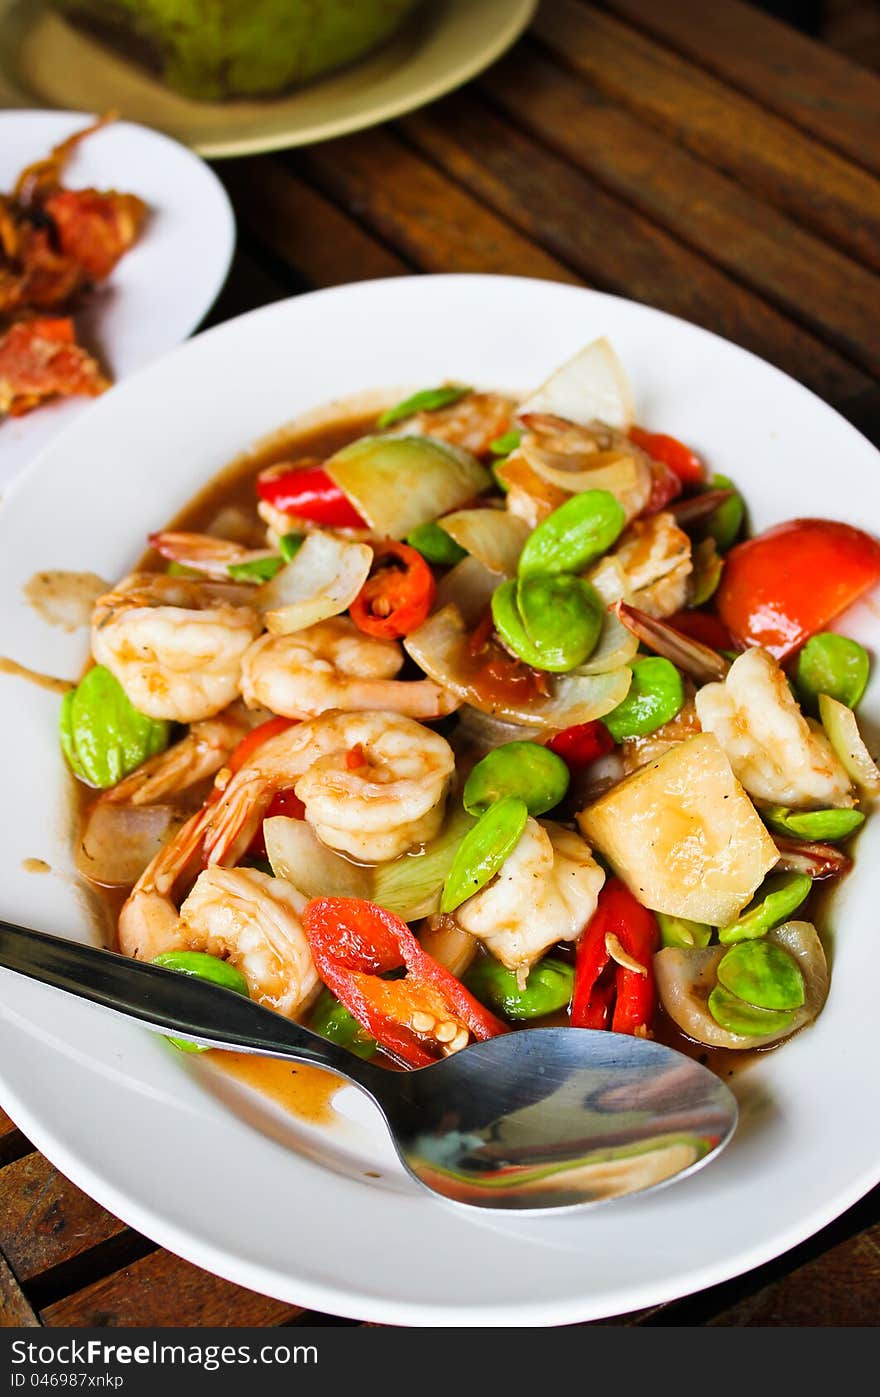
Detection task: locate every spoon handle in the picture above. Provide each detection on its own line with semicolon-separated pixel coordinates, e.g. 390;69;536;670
0;918;375;1088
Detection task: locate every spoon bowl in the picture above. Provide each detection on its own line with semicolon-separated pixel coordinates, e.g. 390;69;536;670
0;920;737;1211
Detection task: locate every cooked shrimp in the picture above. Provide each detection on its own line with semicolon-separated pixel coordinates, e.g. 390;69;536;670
240;617;459;721
149;531;278;581
178;866;319;1018
517;413;653;522
453;819;605;981
695;646;854;809
204;709;456;866
91;573;261;723
399;392;515;457
117;803;211;961
611;511;692;618
102;704;255;806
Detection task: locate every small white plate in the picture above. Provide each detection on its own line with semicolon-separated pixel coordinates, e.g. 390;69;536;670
0;275;878;1327
0;110;235;489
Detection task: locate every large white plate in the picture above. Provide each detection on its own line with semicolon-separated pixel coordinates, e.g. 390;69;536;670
0;109;235;488
0;276;878;1327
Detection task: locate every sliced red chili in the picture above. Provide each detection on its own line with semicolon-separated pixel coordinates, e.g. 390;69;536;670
227;716;296;776
349;541;436;640
630;427;705;486
546;721;615;772
256;460;365;528
571;878;659;1037
303;897;506;1068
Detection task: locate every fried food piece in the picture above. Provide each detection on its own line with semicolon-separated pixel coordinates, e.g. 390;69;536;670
0;318;109;417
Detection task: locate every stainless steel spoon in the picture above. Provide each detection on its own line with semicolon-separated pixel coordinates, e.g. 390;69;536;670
0;919;737;1211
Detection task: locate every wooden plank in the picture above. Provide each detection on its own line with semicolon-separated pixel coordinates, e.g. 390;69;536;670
599;0;880;175
822;0;880;74
0;1153;126;1283
0;1249;40;1327
41;1248;305;1327
480;44;880;379
290;130;579;284
399;95;876;414
533;1;880;273
222;157;408;288
708;1224;880;1325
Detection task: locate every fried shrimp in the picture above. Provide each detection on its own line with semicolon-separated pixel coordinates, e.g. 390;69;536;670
204;709;456;866
91;573;261;723
102;705;254;806
454;819;606;980
240;616;458;720
178;867;319;1018
695;646;854;809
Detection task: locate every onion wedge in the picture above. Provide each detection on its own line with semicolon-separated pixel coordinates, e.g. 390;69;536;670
518;417;651;521
819;694;880;795
516;337;633;430
325;434;490;540
434;555;499;627
616;601;730;684
404;604;631;728
256;532;372;635
438;509;530;576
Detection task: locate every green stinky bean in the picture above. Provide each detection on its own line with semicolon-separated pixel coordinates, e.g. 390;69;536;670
491;576;603;672
440;796;529;913
489;430;521;457
465;956;574;1021
377;384;472;429
280;531;305;563
406;520;467;566
718;872;812;945
310;989;377;1060
463;741;570;817
717;941;805;1012
151;951;249;1054
760;804;865;843
603;657;684;741
656;912;712;950
227;555;284;583
795;633;870;715
708;985;796;1038
517;490;626;579
702;474;744;552
59;666;169;789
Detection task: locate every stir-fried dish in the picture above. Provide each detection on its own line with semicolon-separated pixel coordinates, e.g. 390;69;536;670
63;340;880;1074
1;116;146;418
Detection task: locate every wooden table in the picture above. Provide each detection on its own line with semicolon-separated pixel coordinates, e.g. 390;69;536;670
2;0;879;1329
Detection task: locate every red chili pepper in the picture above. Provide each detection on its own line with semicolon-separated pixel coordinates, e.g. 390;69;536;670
665;609;734;653
630;427;705;486
216;717;302;861
571;879;660;1037
546;720;615;772
716;518;880;659
303;897;507;1068
227;716;296;776
256;459;365;528
349;541;436;640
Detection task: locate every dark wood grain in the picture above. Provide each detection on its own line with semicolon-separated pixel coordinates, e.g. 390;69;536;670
0;1250;40;1328
40;1250;305;1328
707;1224;880;1325
598;0;880;175
290;128;580;283
399;94;875;413
0;1153;127;1285
533;1;880;273
480;43;880;378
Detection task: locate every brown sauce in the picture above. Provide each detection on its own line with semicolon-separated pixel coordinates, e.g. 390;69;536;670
23;570;109;632
209;1052;344;1126
21;857;51;874
0;656;73;695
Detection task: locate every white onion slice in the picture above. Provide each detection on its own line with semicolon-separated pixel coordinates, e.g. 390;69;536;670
404;605;631;728
264;817;372;900
438;509;530;576
325;435;491;540
76;802;180;887
256;532;372;635
520;432;651;522
517;337;633;429
819;694;880;795
434;556;498;627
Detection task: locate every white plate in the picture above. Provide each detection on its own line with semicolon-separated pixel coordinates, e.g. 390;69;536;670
0;275;878;1327
0;110;235;488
